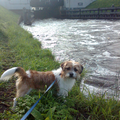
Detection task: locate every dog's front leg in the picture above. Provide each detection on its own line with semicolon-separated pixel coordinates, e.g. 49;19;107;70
12;98;17;110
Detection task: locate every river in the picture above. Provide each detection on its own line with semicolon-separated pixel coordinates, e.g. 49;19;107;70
21;19;120;98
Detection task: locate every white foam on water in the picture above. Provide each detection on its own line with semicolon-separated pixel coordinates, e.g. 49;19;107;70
21;19;120;99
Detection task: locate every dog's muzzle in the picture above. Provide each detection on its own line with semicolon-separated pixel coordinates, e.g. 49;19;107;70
69;73;74;78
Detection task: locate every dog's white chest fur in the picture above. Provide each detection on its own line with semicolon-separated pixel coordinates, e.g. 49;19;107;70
52;68;76;96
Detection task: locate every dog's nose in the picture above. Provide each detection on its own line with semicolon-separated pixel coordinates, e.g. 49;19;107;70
69;73;73;77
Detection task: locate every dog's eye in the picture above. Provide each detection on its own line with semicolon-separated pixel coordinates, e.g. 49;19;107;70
74;68;78;72
66;67;70;70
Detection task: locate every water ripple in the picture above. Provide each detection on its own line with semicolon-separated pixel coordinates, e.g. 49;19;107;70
21;19;120;97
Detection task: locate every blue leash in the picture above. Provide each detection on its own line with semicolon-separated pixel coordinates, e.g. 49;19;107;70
21;79;56;120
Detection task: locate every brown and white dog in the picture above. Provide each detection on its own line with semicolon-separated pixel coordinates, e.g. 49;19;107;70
0;61;83;108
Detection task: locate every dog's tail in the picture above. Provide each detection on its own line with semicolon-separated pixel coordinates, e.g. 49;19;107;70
0;67;27;81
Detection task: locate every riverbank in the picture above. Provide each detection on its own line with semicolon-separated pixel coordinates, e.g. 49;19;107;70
0;5;59;119
87;0;120;8
0;6;120;119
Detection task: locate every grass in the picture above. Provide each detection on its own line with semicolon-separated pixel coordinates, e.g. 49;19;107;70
0;5;120;120
87;0;120;8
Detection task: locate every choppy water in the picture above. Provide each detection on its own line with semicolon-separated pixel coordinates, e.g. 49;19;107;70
21;19;120;98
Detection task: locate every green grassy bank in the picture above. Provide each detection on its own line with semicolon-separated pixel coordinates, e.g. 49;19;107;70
87;0;120;8
0;6;120;120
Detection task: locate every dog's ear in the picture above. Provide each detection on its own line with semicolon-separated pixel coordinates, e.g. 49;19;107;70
79;65;84;74
60;62;65;69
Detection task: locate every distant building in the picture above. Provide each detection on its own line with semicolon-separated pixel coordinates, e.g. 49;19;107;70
0;0;96;10
0;0;30;10
64;0;96;9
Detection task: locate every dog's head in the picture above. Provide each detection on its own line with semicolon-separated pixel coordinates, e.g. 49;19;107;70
60;61;83;79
